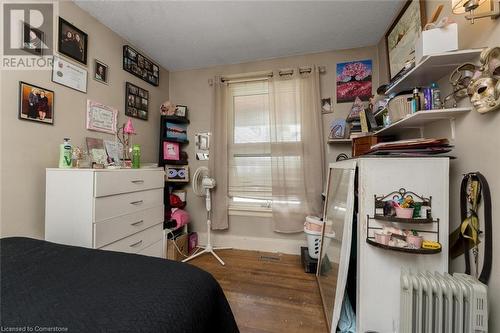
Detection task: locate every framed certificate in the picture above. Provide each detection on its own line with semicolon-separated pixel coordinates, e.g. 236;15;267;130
52;56;88;93
86;99;118;134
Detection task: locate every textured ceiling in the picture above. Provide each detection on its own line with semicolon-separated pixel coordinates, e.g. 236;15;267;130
75;1;404;71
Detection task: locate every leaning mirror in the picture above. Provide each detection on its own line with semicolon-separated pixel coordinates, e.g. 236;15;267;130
316;161;356;332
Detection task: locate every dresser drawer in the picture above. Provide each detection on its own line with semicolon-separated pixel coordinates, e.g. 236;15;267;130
137;239;164;258
99;223;163;254
94;188;163;222
94;169;164;197
93;206;163;248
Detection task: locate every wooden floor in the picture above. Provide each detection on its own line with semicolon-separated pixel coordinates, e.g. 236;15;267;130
189;249;327;333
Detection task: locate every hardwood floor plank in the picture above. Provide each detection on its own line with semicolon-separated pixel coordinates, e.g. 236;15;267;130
188;249;327;333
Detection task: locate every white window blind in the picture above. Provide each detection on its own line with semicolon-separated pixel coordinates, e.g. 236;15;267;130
228;80;272;208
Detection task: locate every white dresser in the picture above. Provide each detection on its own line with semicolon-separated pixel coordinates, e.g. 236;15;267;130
45;168;165;258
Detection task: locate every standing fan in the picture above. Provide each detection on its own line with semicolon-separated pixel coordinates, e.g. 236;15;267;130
182;166;231;265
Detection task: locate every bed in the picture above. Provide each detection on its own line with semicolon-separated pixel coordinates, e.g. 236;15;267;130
0;237;239;333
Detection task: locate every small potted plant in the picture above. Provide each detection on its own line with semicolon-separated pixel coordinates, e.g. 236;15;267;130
406;230;423;249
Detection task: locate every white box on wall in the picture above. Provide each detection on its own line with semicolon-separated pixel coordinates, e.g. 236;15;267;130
415;23;458;64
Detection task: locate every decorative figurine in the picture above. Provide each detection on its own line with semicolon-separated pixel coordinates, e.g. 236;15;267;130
117;118;136;166
160;100;176;116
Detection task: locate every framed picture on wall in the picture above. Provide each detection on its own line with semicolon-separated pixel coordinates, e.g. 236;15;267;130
385;0;426;79
94;60;108;84
336;60;372;103
123;45;159;86
86;99;118;134
125;82;149;120
18;81;54;125
58;17;88;65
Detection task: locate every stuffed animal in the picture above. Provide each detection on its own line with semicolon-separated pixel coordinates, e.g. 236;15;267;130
160;100;176;116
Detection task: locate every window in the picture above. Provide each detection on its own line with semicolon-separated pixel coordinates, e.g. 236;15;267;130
228;80;272;211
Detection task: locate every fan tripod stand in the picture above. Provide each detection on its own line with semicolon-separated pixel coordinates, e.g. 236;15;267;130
182;211;231;265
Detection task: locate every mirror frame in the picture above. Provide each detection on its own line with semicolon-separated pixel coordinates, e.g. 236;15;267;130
316;160;357;332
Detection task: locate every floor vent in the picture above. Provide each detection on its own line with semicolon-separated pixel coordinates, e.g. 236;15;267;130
259;255;281;262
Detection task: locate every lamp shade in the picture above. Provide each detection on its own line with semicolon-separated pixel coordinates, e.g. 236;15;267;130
123;118;136;134
452;0;487;14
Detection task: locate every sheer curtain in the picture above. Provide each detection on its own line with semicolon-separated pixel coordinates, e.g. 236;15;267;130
209;76;230;230
269;67;325;233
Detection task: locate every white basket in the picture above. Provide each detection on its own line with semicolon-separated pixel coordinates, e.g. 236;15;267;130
304;228;322;259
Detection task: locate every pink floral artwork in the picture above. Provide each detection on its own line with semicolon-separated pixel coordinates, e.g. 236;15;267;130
336;60;372;103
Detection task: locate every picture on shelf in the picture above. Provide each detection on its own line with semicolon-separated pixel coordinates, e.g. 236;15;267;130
385;0;426;79
18;81;54;125
329;119;347;139
165;122;188;141
58;17;88;65
175;105;188;118
94;60;108;84
166;165;189;182
125;82;149;120
123;45;159;86
336;60;372;103
164;141;180;161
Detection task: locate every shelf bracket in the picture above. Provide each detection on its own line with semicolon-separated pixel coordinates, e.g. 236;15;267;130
419;127;424;139
449;118;456;141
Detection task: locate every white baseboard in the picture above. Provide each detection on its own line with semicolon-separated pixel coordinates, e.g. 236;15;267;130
197;232;306;255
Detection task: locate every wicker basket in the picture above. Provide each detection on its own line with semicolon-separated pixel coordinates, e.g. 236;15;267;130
387;93;424;123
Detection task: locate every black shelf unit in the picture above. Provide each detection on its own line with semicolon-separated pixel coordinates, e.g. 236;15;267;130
162;137;189;144
365;188;441;255
163;115;190;124
159;114;190;228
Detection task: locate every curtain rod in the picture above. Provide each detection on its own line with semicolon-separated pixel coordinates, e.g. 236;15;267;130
219;66;326;83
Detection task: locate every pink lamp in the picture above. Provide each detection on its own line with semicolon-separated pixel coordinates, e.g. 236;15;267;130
123;118;136;135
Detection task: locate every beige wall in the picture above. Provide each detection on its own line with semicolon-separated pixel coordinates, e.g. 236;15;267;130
377;1;500;330
169;46;379;245
0;1;169;238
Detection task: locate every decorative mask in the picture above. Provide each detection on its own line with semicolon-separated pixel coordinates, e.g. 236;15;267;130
467;47;500;114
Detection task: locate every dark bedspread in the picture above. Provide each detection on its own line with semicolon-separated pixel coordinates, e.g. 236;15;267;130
0;237;238;333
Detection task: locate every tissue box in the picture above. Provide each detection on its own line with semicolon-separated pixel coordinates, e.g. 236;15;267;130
415;23;458;64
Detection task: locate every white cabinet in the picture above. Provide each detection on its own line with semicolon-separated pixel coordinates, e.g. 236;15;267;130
45;168;165;258
356;157;449;333
318;157;449;332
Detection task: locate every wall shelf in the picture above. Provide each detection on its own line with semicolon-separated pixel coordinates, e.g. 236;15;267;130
372;214;435;224
366;239;442;254
385;49;483;95
374;107;471;138
327;138;352;144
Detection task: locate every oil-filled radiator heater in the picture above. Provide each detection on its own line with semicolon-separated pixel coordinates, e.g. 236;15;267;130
400;270;488;333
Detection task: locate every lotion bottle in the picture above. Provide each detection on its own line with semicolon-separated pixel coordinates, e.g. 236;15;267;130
58;138;72;168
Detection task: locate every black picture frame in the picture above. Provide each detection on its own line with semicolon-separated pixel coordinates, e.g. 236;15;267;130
18;81;55;125
123;45;159;86
125;82;149;121
174;105;188;118
384;0;426;80
58;17;88;65
94;59;108;84
23;23;44;56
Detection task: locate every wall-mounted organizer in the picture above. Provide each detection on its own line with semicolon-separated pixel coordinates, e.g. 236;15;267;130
365;188;441;254
158;114;190;232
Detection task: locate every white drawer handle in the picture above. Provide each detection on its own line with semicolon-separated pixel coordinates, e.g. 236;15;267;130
130;200;144;205
129;240;143;248
131;220;144;226
131;180;144;184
